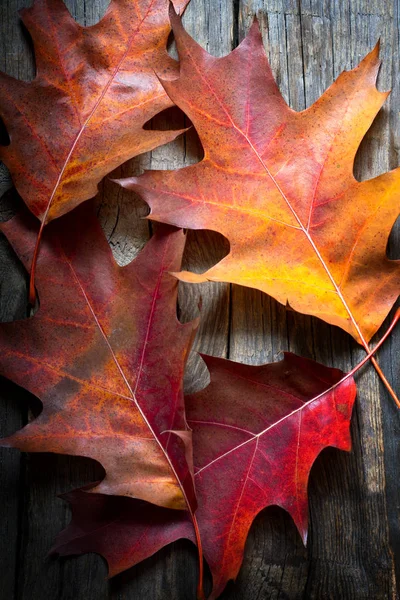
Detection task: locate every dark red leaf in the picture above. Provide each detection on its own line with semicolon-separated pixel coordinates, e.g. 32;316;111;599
0;203;198;512
55;352;356;598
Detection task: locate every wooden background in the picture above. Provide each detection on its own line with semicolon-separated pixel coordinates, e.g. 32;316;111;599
0;0;399;598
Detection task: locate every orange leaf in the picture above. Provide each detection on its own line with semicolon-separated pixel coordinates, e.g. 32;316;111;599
121;10;400;346
0;0;187;223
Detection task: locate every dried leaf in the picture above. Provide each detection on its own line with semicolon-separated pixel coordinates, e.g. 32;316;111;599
55;353;356;599
121;11;400;345
0;0;187;222
0;203;198;512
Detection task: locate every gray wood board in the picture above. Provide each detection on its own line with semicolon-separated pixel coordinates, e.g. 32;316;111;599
0;0;399;598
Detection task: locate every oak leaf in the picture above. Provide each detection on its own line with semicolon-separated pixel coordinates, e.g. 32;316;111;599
0;0;187;223
121;10;400;347
0;203;198;513
54;352;357;599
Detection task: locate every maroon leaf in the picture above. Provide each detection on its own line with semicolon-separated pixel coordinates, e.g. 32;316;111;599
55;352;357;598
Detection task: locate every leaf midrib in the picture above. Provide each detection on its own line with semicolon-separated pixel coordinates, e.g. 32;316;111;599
60;242;193;514
182;36;373;344
192;374;343;476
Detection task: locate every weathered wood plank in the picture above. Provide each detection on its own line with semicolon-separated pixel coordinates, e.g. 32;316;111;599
0;2;110;600
231;3;311;598
235;1;399;599
0;1;35;598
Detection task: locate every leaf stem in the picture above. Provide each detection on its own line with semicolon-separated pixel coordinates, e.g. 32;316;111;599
319;308;399;400
359;340;399;408
28;218;45;309
192;513;205;599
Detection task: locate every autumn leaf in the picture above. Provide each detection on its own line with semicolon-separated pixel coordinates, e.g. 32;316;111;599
120;9;400;351
0;0;187;223
184;353;357;598
0;203;198;514
54;352;358;599
0;0;190;303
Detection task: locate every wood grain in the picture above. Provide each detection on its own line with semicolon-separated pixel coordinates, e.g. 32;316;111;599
0;0;398;599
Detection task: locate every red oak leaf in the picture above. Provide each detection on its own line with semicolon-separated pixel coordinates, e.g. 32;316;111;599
0;0;188;223
0;203;198;513
0;0;189;304
54;352;357;599
120;9;400;354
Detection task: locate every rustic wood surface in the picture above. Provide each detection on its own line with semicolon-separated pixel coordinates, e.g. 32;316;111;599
0;0;399;598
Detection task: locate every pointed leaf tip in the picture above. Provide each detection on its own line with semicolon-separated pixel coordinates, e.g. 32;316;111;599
249;14;262;36
360;40;382;73
169;1;181;27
